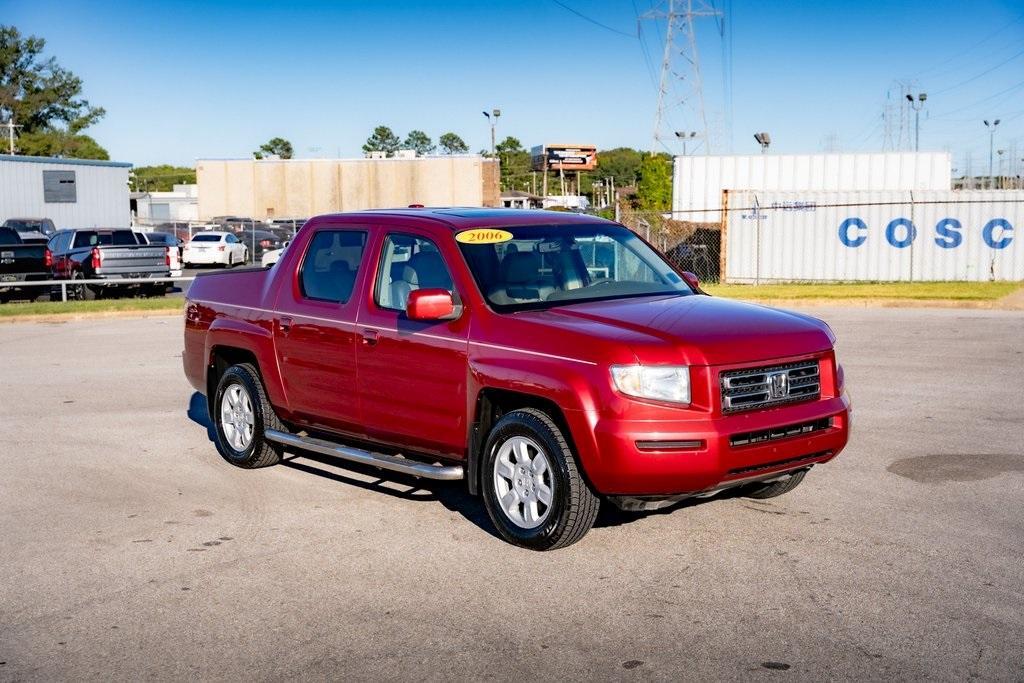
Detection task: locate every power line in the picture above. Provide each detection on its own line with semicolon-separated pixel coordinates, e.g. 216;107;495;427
912;11;1024;78
930;79;1024;119
930;47;1024;95
550;0;635;37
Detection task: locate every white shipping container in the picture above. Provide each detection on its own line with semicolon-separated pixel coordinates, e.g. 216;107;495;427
723;190;1024;283
673;152;952;219
0;154;132;229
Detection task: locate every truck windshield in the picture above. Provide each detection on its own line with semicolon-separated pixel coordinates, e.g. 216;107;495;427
457;223;693;312
5;220;52;235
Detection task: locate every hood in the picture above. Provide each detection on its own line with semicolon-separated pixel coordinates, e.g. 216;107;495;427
536;294;834;366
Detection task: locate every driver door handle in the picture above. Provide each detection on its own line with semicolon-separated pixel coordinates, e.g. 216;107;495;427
361;329;379;346
279;316;293;334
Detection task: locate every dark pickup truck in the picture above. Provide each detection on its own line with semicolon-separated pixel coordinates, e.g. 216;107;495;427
48;229;171;300
0;227;52;302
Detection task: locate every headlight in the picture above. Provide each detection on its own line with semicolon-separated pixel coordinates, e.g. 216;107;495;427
610;365;691;405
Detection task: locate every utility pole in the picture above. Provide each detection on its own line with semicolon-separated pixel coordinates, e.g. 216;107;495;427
905;93;926;152
641;0;720;155
2;119;22;154
984;119;1000;189
482;109;501;158
997;149;1005;190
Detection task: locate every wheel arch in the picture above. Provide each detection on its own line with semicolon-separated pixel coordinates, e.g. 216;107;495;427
467;388;579;496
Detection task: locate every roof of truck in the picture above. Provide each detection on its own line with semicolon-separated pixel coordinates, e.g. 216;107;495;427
308;207;615;230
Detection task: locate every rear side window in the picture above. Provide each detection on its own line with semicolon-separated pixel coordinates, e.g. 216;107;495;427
300;230;367;303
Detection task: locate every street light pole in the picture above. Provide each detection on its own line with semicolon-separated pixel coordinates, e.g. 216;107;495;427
482;109;501;157
984;119;1001;189
674;130;696;155
905;93;926;152
754;132;771;154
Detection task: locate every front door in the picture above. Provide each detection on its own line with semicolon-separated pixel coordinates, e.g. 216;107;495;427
355;230;470;459
273;226;370;437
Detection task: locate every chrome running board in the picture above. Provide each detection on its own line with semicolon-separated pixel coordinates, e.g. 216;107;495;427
264;429;464;481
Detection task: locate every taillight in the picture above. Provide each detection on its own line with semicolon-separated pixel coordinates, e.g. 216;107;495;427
218;245;225;252
91;247;102;269
44;248;53;268
165;247;171;266
260;240;270;248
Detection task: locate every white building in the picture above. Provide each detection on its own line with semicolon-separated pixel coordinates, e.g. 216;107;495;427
0;154;132;228
133;184;199;224
672;152;952;220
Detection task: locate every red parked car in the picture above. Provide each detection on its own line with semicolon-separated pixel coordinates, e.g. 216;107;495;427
183;208;850;550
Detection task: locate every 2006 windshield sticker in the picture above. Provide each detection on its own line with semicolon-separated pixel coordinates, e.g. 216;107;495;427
456;228;513;244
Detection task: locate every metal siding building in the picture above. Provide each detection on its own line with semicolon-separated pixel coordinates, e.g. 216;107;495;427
0;155;132;229
196;156;501;220
723;190;1024;282
673;152;952;219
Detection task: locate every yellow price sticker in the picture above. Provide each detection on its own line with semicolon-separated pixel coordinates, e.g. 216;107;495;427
455;228;513;245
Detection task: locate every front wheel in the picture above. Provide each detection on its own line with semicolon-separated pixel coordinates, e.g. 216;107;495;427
481;408;600;550
743;469;807;499
213;363;284;468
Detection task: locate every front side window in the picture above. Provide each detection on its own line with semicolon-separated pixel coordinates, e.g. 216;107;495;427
299;230;367;303
374;234;454;311
457;223;692;312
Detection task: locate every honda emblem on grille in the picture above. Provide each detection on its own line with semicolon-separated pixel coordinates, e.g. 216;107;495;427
767;370;789;399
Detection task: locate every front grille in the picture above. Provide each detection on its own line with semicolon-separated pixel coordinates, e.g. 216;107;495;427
720;360;820;413
730;417;832;447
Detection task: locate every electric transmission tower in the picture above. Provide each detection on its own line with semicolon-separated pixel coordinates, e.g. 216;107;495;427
640;0;721;155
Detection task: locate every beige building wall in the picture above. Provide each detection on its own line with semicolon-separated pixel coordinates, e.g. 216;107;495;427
196;156;500;220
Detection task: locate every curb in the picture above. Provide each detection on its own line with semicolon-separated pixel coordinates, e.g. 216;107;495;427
0;308;183;324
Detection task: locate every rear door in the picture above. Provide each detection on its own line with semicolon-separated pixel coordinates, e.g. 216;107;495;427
354;228;470;458
272;225;371;436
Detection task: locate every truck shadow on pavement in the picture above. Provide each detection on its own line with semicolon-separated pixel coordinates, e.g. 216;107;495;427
186;392;716;540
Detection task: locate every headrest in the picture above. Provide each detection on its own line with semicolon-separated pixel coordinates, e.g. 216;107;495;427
501;251;541;284
402;251;449;289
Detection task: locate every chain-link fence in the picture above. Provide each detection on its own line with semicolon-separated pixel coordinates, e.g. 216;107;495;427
618;209;722;283
132;218;304;265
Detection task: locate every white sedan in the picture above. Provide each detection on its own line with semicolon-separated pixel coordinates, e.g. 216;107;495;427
183;231;248;267
261;240;290;268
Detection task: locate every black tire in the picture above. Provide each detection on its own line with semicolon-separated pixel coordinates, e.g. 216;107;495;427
71;271;95;301
744;469;807;499
212;363;284;468
481;408;600;550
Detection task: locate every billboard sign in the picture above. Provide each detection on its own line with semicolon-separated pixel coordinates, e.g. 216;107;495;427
531;144;598;172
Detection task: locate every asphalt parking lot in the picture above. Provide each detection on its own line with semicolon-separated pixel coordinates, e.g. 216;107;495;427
1;307;1022;681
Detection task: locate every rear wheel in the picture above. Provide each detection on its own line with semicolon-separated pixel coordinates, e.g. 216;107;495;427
481;408;599;550
213;363;284;468
70;271;95;301
743;469;807;499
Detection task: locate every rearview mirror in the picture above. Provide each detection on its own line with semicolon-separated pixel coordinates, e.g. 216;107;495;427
406;288;459;321
681;271;704;294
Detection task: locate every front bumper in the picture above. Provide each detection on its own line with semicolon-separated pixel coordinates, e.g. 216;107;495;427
580;394;851;497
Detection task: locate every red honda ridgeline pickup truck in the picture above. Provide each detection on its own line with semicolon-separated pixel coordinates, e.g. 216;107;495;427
183;208;850;550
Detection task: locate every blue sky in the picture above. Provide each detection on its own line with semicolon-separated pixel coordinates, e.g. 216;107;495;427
5;0;1024;173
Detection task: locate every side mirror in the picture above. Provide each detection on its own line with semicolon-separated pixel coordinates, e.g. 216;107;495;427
681;271;704;294
406;288;458;321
